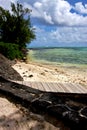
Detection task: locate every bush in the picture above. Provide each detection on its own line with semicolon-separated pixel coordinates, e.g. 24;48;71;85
0;42;23;60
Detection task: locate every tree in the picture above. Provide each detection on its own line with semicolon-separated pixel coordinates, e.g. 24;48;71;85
0;2;35;49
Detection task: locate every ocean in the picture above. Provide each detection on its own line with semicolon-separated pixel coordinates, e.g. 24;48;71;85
28;47;87;66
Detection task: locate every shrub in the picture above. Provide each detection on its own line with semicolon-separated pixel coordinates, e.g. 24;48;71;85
0;42;23;60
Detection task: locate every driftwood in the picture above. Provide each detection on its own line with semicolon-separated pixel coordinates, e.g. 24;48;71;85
0;76;87;130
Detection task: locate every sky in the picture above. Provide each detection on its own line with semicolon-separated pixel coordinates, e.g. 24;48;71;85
0;0;87;47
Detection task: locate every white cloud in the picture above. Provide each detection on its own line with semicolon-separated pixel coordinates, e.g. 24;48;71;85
74;2;87;14
50;27;87;43
31;0;72;25
1;0;87;26
21;0;87;26
33;1;54;24
30;26;87;47
0;0;17;10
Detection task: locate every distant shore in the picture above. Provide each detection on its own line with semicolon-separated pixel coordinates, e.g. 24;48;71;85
12;61;87;86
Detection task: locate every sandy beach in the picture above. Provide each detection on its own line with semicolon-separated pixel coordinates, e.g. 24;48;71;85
12;61;87;86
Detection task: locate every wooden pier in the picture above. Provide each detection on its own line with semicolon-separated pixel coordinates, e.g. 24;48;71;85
15;81;87;94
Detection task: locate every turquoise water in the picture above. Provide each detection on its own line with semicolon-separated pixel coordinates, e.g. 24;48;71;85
28;47;87;66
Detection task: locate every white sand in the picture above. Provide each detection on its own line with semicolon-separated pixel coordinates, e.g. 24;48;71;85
12;61;87;86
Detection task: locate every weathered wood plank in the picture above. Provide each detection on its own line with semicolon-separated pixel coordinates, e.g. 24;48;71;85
11;80;87;94
46;83;55;92
66;83;79;93
70;83;84;93
57;83;66;92
61;83;71;93
50;83;58;92
41;82;51;92
76;84;87;93
36;82;45;91
40;82;46;91
31;82;40;90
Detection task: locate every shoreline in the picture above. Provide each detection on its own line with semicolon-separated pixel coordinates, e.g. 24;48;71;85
12;61;87;86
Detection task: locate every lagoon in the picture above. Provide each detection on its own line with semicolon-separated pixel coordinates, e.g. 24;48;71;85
28;47;87;66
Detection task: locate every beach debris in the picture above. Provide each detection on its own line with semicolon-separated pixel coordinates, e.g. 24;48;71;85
29;74;33;78
40;72;45;76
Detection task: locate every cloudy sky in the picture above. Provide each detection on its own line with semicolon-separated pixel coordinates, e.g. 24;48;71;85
0;0;87;47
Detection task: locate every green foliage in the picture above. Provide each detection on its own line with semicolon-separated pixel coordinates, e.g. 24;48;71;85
0;2;35;59
0;42;23;60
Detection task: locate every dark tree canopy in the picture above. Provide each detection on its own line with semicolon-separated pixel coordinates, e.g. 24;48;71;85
0;2;35;49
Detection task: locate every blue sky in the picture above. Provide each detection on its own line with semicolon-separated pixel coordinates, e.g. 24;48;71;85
0;0;87;47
